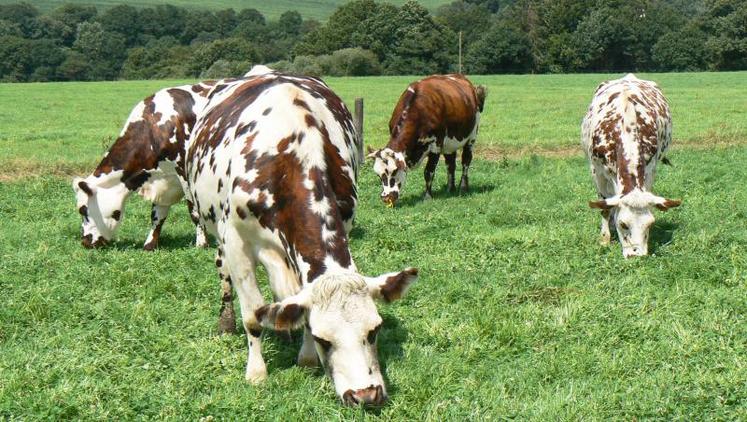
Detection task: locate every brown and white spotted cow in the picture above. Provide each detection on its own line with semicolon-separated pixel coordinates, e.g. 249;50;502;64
186;70;419;406
582;73;681;258
367;74;486;206
72;81;215;250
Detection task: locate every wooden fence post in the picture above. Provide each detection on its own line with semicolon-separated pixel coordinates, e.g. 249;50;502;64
354;97;364;164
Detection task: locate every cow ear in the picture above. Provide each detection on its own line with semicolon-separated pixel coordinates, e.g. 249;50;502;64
365;268;419;303
653;197;682;211
366;147;379;160
74;178;95;196
589;196;619;210
255;289;311;331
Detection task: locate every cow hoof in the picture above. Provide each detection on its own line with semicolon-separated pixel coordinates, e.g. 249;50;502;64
218;310;237;335
298;354;319;368
143;242;157;251
245;366;268;384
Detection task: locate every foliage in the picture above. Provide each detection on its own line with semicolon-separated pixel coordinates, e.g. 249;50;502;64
0;0;745;82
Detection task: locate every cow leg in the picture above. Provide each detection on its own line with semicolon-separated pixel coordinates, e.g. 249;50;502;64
444;153;457;193
187;199;209;248
423;152;440;200
144;204;169;251
459;142;474;193
298;327;319;368
223;225;266;383
217;246;237;335
592;165;615;245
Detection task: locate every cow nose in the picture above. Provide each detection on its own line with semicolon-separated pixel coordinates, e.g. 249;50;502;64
343;385;386;406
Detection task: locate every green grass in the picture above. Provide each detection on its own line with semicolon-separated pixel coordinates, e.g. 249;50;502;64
1;73;746;419
0;0;451;21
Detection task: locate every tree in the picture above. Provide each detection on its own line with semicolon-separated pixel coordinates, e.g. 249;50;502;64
189;37;260;76
465;21;533;73
73;21;127;79
97;5;142;46
652;27;708;71
384;1;455;74
701;0;747;70
47;3;97;45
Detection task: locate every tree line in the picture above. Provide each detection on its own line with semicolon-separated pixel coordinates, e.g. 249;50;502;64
0;0;744;82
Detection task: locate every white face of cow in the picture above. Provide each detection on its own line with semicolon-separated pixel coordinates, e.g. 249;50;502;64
368;148;407;207
73;178;130;248
590;190;681;258
256;268;418;406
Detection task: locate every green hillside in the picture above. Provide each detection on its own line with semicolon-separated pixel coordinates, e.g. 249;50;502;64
0;0;452;20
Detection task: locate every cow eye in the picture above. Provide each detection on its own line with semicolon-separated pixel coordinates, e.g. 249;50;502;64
367;324;382;344
313;335;332;352
620;222;630;230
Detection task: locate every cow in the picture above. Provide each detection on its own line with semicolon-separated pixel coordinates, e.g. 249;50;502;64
367;74;486;207
72;82;216;250
186;70;419;406
582;73;681;258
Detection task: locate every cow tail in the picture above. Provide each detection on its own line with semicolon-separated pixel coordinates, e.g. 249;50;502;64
475;85;487;112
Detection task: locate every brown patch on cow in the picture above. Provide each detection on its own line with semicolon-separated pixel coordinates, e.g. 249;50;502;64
235;206;247;220
78;180;94;196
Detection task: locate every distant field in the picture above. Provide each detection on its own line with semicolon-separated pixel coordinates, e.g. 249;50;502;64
0;0;452;20
1;72;745;179
1;73;746;419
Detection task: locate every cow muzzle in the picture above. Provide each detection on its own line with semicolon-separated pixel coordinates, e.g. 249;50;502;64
81;234;109;249
342;385;386;407
381;193;398;208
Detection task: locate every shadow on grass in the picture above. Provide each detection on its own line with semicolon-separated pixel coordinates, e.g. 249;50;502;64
649;220;679;255
388;181;498;208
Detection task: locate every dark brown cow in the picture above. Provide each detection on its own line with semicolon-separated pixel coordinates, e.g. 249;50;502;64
368;74;486;206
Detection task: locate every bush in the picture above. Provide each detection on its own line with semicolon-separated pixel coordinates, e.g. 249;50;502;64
200;59;253;79
328;47;380;76
289;55;323;76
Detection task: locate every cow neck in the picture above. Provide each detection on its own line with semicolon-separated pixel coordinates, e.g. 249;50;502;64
615;91;648;195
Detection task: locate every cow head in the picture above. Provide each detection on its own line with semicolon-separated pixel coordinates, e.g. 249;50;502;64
589;190;681;258
72;177;130;248
367;147;407;207
256;268;418;406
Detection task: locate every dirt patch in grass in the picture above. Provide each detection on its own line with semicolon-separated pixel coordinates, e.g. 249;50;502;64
0;158;93;182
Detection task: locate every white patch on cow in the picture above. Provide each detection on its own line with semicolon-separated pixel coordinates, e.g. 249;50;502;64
310;197;330;216
244;65;274;77
152;90;177;126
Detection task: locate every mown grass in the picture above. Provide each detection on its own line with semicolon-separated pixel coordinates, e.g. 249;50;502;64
0;0;451;21
1;74;746;419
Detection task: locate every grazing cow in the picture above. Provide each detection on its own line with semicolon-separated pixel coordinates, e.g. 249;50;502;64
582;73;681;258
72;82;215;250
367;74;486;206
186;70;419;406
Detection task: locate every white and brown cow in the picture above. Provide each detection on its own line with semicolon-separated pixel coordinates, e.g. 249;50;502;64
582;73;681;258
186;70;419;406
368;74;486;206
72;82;216;250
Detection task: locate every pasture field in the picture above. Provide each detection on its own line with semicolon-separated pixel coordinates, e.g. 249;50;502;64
1;73;746;419
0;0;451;21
